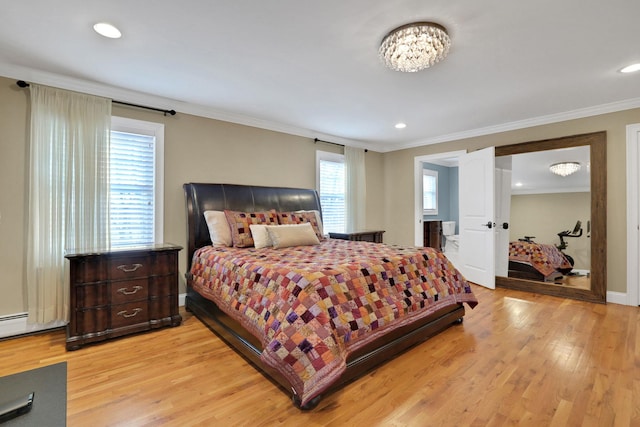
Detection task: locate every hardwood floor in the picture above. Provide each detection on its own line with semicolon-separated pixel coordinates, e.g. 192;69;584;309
556;273;591;290
1;284;638;426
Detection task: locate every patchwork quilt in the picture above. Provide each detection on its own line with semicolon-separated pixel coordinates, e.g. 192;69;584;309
189;239;478;406
509;241;572;277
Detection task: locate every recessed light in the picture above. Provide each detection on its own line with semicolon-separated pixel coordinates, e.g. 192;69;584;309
620;63;640;73
515;182;523;187
395;123;407;129
93;22;122;39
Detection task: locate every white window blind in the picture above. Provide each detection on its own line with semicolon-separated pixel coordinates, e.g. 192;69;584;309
317;152;345;234
109;130;156;247
423;169;438;215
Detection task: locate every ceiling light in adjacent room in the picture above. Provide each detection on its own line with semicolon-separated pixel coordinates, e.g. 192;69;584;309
379;22;451;72
549;162;581;177
93;22;122;39
620;63;640;73
395;122;407;129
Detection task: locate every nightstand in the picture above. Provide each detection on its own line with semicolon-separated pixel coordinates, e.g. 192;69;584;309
328;230;385;243
65;243;182;350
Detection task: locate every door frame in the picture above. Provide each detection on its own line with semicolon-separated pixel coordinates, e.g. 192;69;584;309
626;123;640;306
414;151;467;246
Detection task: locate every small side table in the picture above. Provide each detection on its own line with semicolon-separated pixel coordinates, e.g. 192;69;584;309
329;230;385;243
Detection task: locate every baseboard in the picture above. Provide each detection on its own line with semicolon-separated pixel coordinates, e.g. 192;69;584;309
1;294;186;340
606;291;628;306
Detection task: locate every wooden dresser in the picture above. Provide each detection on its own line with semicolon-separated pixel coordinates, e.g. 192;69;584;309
65;243;182;350
329;230;385;243
423;221;443;251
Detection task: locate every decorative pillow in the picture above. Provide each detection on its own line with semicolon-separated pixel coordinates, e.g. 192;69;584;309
277;210;324;240
249;224;272;249
224;210;278;247
203;210;232;246
266;223;321;249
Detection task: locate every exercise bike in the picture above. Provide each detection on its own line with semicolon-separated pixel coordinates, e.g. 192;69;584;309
556;220;582;274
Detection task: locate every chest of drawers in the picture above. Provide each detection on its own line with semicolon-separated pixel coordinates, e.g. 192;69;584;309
328;230;385;243
65;244;182;350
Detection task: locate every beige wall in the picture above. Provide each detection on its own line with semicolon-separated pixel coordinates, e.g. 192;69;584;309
382;108;640;293
2;73;639;315
0;75;385;316
0;80;29;316
510;192;591;270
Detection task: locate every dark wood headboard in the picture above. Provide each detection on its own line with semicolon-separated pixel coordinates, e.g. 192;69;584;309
183;183;322;269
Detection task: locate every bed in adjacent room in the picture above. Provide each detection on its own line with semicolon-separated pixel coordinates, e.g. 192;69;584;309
183;183;478;409
508;240;573;282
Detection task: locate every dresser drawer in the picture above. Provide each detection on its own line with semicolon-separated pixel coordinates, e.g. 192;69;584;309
149;295;175;320
148;275;176;297
70;306;109;335
71;256;105;283
74;282;109;308
108;256;150;280
151;251;178;275
111;278;149;305
111;301;149;329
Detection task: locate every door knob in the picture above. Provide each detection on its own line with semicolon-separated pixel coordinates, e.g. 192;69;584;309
483;221;495;229
502;222;509;229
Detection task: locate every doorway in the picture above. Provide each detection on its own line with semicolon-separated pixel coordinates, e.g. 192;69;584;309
414;149;498;289
413;151;465;247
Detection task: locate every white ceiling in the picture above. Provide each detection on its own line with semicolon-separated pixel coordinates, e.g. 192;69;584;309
507;146;590;194
2;1;639;152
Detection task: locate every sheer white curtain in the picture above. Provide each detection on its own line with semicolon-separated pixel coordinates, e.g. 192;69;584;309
27;84;112;324
345;146;366;232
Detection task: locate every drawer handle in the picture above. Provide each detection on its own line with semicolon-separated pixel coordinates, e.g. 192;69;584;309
117;285;143;295
117;263;143;273
117;308;142;318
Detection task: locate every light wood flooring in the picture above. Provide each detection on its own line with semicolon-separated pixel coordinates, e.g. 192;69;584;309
555;274;591;290
1;284;638;426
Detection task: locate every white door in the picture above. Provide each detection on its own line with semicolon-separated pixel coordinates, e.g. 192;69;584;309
495;167;512;277
459;147;496;288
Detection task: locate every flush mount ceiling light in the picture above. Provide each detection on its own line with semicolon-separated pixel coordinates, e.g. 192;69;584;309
93;22;122;39
549;162;581;177
395;122;407;129
620;63;640;73
379;22;451;72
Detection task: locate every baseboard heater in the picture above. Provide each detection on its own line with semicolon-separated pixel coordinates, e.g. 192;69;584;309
0;293;186;340
0;313;66;340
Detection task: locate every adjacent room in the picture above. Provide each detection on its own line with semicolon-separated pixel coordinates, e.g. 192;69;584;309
1;1;639;425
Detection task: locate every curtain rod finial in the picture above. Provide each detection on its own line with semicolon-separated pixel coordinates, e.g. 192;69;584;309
17;80;29;88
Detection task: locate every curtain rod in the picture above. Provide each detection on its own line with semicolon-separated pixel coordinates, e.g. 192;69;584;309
313;138;368;152
314;137;343;147
16;80;177;116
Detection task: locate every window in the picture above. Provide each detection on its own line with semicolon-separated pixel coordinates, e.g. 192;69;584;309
423;169;438;215
110;117;164;248
316;151;345;233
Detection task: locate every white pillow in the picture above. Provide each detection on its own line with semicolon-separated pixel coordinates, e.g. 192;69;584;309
249;224;272;249
266;223;321;249
203;210;232;246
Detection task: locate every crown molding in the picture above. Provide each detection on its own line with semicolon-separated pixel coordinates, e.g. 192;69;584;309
4;63;640;154
381;97;640;152
0;63;369;151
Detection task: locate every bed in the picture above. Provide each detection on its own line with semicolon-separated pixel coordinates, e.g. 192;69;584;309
183;183;478;409
508;240;573;282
